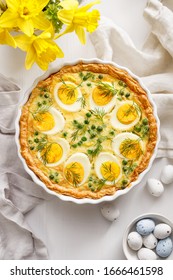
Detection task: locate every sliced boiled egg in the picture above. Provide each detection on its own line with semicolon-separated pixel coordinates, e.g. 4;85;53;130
89;82;116;113
110;101;141;130
112;132;144;160
54;81;82;112
95;152;122;185
33;107;65;135
64;153;91;186
39;138;70;167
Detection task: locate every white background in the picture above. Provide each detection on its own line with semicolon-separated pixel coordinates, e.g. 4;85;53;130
1;0;173;260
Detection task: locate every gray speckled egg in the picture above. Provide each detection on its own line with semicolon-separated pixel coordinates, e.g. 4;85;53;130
137;248;157;260
154;223;172;239
160;165;173;184
143;233;158;249
147;178;164;197
136;219;155;236
100;203;120;222
127;231;143;251
156;237;173;258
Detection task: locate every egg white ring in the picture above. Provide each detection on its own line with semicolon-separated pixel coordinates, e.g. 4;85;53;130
39;107;65;135
64;152;91;186
112;132;144;159
89;82;116;113
95;152;122;185
38;138;70;167
54;82;82;112
110;101;141;130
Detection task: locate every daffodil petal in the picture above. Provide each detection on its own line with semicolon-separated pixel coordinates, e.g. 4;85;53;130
75;26;86;44
77;0;100;13
55;24;74;39
32;12;50;31
57;9;75;25
0;29;17;48
6;0;19;11
17;18;34;36
25;45;37;70
36;0;50;11
0;10;19;28
59;0;78;10
86;10;100;32
15;34;33;51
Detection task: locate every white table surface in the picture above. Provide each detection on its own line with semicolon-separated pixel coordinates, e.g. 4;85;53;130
1;0;173;260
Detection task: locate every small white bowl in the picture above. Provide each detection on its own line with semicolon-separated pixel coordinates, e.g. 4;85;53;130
123;213;173;260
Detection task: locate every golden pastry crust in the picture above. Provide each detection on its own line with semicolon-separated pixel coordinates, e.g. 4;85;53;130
19;62;158;199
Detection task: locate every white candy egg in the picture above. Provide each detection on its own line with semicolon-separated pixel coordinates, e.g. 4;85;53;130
89;82;116;113
137;248;157;260
127;232;143;251
54;81;82;112
147;178;164;197
100;202;120;222
95;152;122;185
160;165;173;184
154;223;172;239
112;132;144;159
33;107;65;135
38;138;70;167
143;233;158;249
64;152;91;186
110;101;141;130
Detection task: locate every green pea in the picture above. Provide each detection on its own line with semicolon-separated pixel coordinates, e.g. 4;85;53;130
87;83;91;87
87;149;93;155
98;74;103;79
97;126;103;132
122;159;128;165
42;100;47;105
123;166;128;172
72;144;77;148
44;93;49;98
55;172;59;176
88;183;92;188
30;146;35;150
90;133;96;139
91;124;96;130
73;120;78;124
81;136;87;142
84;119;89;124
142;118;148;125
86;112;91;118
78;141;83;146
34;138;39;143
125;92;130;98
134;125;141;132
37;102;42;107
118;80;124;86
91;187;95;192
63;132;67;137
119;89;124;96
49;175;54;180
122;179;128;185
89;177;93;181
77;123;83;129
109;130;115;136
34;131;39;136
55;179;59;183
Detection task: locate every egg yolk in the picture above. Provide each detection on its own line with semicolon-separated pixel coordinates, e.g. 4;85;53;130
100;161;120;181
41;143;63;164
120;139;142;160
92;86;113;106
33;112;55;131
58;84;78;105
65;162;84;186
117;104;138;124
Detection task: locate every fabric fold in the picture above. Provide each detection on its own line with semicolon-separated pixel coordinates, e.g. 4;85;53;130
90;0;173;158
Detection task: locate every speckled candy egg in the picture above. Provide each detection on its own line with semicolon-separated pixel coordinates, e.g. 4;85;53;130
137;248;157;260
143;233;158;249
147;178;164;197
156;237;173;258
154;223;172;239
100;202;120;222
160;165;173;184
127;231;143;251
136;218;155;236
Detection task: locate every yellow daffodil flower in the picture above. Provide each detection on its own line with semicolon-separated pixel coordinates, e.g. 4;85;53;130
15;26;64;70
57;0;100;44
0;27;16;47
0;0;50;36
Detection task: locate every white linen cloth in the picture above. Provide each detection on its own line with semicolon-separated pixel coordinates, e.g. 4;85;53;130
0;0;173;259
90;0;173;158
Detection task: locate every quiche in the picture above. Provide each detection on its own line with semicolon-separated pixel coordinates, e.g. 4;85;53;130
19;62;158;199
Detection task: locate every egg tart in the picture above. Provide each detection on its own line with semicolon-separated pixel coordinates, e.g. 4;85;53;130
19;62;158;200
